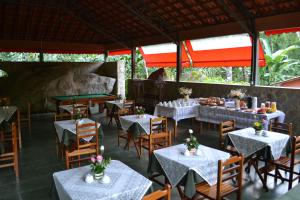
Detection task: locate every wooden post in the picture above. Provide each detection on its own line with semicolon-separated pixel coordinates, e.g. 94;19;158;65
104;50;108;62
131;47;136;79
176;41;182;82
250;32;259;86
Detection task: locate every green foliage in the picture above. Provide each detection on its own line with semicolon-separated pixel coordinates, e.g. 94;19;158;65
43;53;104;62
259;32;300;85
0;52;39;62
0;69;8;77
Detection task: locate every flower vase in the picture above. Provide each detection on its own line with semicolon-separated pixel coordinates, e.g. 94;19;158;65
189;148;196;155
184;95;189;102
255;130;262;136
94;172;104;180
234;99;240;110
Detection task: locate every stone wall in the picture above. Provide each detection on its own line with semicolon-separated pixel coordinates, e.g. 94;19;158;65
129;79;300;134
0;61;125;112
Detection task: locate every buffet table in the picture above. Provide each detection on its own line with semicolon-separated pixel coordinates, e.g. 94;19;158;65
196;105;285;129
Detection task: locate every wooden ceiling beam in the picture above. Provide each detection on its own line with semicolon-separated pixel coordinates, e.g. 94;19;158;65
117;0;178;44
0;39;105;53
0;0;130;49
66;0;130;49
216;0;252;34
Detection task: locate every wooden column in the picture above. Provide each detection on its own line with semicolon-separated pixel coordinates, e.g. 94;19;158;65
104;50;108;62
176;41;182;82
250;32;259;86
131;47;136;79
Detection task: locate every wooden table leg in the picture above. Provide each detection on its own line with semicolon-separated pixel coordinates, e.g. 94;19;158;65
17;110;22;149
174;120;177;139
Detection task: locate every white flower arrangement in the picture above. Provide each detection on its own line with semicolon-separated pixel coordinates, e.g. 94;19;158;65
228;89;246;100
179;87;192;96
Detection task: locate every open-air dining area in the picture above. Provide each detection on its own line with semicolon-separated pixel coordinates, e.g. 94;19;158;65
1;0;300;200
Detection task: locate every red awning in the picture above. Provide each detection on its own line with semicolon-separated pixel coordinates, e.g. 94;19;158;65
186;34;266;67
139;43;190;68
265;27;300;36
108;49;131;56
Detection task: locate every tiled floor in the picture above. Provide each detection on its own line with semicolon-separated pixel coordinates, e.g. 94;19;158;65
0;114;298;200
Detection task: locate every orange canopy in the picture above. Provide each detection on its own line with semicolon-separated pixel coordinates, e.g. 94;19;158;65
265;27;300;36
186;34;266;67
108;34;266;68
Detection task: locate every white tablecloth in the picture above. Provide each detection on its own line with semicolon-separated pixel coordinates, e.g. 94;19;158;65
197;105;285;129
154;144;230;186
54;118;99;143
105;100;125;109
53;160;152;200
119;114;157;134
0;106;17;124
228;128;290;159
154;102;199;122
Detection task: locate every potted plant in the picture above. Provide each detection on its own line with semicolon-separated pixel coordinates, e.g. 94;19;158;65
90;154;111;180
253;121;263;135
228;89;246;109
179;87;192;101
135;106;146;118
184;129;199;154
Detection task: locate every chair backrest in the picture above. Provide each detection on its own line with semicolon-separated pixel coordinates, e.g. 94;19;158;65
290;136;300;167
142;184;171;200
150;117;167;134
76;122;98;153
122;100;135;115
219;120;235;148
270;122;293;136
73;104;89;118
217;156;244;200
54;113;72;121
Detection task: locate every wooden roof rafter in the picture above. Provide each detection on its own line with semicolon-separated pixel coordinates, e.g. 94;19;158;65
117;0;178;44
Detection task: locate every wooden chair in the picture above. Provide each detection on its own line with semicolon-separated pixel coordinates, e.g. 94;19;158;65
0;122;19;177
195;156;244;200
20;102;31;135
65;122;98;169
266;136;300;190
142;184;171;200
139;117;172;159
270;121;293;136
72;104;89;119
54;113;73;158
108;100;135;127
219;120;238;155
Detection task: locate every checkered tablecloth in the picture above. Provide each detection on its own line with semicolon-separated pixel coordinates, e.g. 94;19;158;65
53;160;152;200
119;114;157;135
197;105;285;129
54;118;100;144
154;144;230;187
154;104;199;122
228;128;290;159
0;106;17;124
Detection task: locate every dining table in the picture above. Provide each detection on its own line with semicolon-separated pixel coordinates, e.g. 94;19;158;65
148;143;230;198
119;114;157;155
0;106;22;148
54;118;104;146
53;160;152;200
224;127;290;190
197;105;285;130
